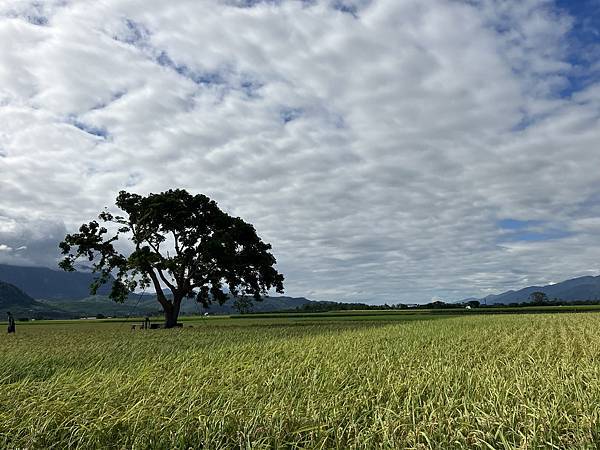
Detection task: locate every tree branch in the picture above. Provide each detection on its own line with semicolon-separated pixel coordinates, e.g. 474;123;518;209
142;232;177;293
156;267;177;295
173;230;182;256
147;268;171;310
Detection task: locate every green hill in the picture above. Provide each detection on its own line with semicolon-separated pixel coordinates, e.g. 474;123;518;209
0;281;37;308
0;264;113;300
0;281;69;319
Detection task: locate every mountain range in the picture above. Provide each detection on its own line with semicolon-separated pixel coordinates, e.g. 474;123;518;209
38;293;312;318
0;281;69;319
466;275;600;305
0;264;112;299
0;264;312;319
3;263;600;319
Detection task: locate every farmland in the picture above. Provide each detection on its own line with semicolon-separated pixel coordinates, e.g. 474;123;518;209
2;312;600;448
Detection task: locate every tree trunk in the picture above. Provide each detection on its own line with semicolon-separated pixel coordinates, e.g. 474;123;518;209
163;296;182;329
163;308;177;328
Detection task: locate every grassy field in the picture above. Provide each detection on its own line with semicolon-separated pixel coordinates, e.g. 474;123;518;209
2;312;600;448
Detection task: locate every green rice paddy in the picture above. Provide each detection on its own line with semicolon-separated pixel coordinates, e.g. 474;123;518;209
2;312;600;448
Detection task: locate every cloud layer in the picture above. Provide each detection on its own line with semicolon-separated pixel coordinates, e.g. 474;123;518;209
1;0;599;302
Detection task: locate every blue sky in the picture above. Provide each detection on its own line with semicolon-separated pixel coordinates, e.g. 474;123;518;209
496;0;599;247
497;219;572;242
556;0;600;96
0;0;599;303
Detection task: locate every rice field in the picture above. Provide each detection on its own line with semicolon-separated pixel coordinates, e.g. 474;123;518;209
2;313;600;448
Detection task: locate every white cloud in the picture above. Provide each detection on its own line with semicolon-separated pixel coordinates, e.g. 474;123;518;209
0;0;598;302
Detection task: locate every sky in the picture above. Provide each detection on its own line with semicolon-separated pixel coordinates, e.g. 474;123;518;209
0;0;599;304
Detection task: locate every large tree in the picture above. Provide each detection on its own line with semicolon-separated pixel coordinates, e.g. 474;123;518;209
59;189;284;327
529;291;548;305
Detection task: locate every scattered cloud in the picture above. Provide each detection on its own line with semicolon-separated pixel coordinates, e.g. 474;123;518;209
0;0;599;303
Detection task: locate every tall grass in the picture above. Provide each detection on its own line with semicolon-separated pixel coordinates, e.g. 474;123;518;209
1;314;600;448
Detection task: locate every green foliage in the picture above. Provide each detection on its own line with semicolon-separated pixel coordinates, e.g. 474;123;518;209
233;296;254;314
529;291;549;304
59;189;284;326
2;314;600;447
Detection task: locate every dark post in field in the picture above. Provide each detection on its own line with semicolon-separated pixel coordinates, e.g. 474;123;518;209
7;311;15;334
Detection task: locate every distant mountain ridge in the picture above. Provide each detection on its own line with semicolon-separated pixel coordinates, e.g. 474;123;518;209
39;294;313;317
468;275;600;305
0;264;313;317
0;281;37;308
0;264;113;300
0;281;69;319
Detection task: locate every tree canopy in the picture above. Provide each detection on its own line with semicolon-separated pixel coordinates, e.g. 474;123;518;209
529;291;548;304
59;189;284;327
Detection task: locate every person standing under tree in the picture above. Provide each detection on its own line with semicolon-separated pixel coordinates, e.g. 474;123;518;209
7;312;15;334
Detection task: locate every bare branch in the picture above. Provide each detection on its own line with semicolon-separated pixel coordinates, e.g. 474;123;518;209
147;268;171;310
156;267;177;294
